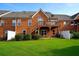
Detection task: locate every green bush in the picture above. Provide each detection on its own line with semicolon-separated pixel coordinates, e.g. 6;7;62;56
71;31;79;39
15;34;41;41
22;34;32;40
70;30;75;33
9;38;16;41
0;38;5;41
15;34;22;41
32;34;41;40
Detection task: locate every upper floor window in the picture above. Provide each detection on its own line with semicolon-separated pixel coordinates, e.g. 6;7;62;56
28;19;32;26
12;20;16;26
38;16;43;22
0;20;4;26
38;16;43;25
17;19;21;26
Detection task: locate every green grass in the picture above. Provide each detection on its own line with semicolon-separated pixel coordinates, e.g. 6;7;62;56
0;38;79;56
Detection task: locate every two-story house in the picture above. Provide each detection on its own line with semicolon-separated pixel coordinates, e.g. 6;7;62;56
0;9;78;40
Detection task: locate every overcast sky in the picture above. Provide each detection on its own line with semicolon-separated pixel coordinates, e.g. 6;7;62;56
0;3;79;16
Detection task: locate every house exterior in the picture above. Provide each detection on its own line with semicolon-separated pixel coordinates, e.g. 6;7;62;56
0;9;79;40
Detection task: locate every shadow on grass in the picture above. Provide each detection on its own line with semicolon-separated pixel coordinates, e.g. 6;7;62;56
41;46;79;56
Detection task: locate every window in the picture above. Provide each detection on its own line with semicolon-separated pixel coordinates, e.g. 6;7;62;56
28;19;32;26
17;19;21;26
64;21;69;25
22;29;26;35
53;30;55;34
38;16;43;25
0;20;4;26
41;30;47;35
12;20;16;26
38;16;43;22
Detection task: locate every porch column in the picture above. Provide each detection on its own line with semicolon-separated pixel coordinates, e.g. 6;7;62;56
49;27;51;37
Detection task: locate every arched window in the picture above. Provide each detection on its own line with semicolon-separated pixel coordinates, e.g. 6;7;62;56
22;29;26;35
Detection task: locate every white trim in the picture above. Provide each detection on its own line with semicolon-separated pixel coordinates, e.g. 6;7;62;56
0;11;12;17
28;19;32;26
32;9;49;18
74;14;79;20
17;19;21;26
12;20;16;26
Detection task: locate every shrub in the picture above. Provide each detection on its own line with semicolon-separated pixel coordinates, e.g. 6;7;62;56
32;34;41;40
55;33;60;38
70;31;79;39
70;30;75;33
15;34;22;41
22;34;32;40
0;38;4;41
9;38;16;41
72;32;79;39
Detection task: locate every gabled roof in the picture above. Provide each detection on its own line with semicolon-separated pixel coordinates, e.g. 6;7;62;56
1;11;36;18
71;13;79;19
1;9;52;18
32;9;49;18
49;14;72;21
0;10;10;15
0;9;72;21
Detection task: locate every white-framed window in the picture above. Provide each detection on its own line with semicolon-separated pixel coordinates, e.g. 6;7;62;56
38;16;43;25
28;19;32;26
12;20;16;26
38;16;43;22
0;20;4;26
17;19;21;26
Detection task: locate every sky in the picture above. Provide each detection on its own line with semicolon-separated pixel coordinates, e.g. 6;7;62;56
0;3;79;16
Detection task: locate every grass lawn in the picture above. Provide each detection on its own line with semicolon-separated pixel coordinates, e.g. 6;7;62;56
0;38;79;56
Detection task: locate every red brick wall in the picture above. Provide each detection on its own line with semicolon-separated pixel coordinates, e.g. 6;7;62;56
0;10;74;38
15;17;28;34
0;18;15;37
15;10;50;36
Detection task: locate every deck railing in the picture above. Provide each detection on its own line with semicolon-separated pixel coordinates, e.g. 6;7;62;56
37;21;58;27
29;21;58;34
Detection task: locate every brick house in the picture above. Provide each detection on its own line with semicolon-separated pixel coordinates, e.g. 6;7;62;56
0;9;78;40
